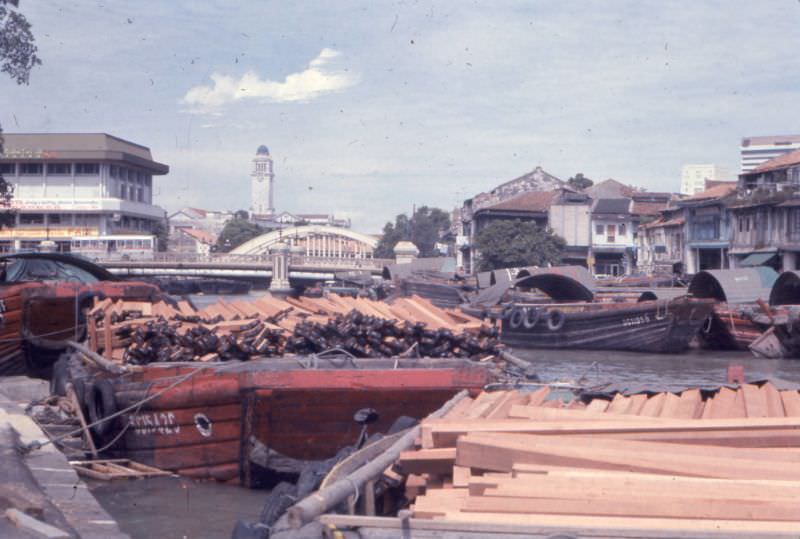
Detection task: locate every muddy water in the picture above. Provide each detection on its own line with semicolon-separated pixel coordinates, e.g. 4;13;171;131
513;347;800;391
88;476;266;539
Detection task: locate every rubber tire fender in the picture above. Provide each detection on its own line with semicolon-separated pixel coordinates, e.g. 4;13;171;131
522;307;540;329
84;379;118;440
546;309;566;331
508;307;525;329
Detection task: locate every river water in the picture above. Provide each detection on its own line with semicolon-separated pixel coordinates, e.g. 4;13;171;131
87;292;800;538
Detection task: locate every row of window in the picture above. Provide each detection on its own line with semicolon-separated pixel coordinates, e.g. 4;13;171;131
1;162;101;176
109;165;150;184
595;223;627;236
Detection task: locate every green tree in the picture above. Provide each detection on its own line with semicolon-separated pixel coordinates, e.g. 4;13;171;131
474;219;565;272
0;0;42;229
567;173;593;191
216;214;262;252
151;218;169;252
374;206;450;258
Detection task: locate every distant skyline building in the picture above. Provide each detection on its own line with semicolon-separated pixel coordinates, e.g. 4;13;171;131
250;144;275;216
680;164;730;196
740;135;800;173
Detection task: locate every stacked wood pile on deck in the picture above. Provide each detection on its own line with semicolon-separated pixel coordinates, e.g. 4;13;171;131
391;382;800;536
85;294;498;364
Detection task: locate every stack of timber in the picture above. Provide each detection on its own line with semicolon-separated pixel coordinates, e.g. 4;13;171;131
84;293;498;364
356;382;800;537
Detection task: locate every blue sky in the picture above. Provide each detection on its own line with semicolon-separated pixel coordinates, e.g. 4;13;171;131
2;1;800;232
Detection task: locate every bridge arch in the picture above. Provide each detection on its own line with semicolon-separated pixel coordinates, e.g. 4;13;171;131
230;225;378;258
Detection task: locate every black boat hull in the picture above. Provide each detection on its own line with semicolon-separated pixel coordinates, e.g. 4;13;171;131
500;297;714;353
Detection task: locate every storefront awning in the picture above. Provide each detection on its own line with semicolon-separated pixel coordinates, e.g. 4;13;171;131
740;252;777;267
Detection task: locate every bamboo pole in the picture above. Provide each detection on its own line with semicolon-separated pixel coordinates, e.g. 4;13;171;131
287;389;471;529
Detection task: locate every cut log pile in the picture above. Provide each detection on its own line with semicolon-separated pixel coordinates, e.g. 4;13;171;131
85;294;498;364
391;383;800;535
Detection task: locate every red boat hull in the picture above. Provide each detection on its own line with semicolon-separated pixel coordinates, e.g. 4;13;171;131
100;358;491;484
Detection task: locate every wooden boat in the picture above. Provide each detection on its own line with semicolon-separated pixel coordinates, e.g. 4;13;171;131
0;253;162;375
498;268;714;353
697;304;769;351
71;356;493;485
501;297;714;353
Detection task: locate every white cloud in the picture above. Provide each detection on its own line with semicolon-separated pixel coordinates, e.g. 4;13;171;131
181;48;357;112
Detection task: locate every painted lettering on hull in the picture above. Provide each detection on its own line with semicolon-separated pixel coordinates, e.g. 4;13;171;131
129;412;180;436
622;314;651;327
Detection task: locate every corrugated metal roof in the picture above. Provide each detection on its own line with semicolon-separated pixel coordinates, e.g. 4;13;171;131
688;267;778;304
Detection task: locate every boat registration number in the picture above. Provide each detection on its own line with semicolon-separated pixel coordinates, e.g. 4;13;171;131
129;412;180;436
622;314;651;327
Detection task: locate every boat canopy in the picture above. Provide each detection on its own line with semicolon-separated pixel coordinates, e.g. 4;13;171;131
769;271;800;306
513;266;595;302
0;252;116;284
688;267;777;304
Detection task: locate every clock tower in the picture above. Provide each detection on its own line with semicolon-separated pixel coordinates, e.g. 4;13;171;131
250;145;274;216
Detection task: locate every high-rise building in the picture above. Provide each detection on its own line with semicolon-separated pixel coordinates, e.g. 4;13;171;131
680;164;730;196
250;145;274;216
0;133;168;253
740;135;800;173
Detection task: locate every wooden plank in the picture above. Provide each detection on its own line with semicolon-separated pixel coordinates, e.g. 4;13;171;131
708;387;739;419
320;513;800;536
460;493;800;522
732;387;748;418
507;405;658;422
441;396;474;420
484;390;525;420
780;390;800;417
674;388;703;419
742;383;769;418
623;394;648;415
452;465;471;488
761;382;786;418
399;448;457;475
657;392;681;418
585;399;609;413
455;433;800;480
526;387;550;407
637;393;665;417
605;393;631;414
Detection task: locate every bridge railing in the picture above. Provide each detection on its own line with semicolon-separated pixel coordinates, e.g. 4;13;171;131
97;251;394;270
289;255;392;270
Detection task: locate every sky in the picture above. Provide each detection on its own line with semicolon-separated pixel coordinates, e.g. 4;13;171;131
2;1;800;233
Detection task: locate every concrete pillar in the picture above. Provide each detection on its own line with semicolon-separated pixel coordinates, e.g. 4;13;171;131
269;242;292;295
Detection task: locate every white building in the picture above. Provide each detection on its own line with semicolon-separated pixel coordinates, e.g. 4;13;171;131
740;135;800;173
250;144;275;217
680;164;730;196
0;133;168;253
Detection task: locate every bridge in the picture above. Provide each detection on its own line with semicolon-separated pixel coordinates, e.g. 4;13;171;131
99;225;393;286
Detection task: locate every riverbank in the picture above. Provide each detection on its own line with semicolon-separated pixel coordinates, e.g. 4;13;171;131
0;376;128;539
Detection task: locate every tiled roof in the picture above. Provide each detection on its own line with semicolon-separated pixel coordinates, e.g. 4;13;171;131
752;148;800;173
179;227;216;245
478;190;557;213
632;200;668;216
684;183;737;201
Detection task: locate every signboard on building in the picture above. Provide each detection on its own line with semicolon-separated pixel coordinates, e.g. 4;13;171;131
10;200;102;211
0;227;99;239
